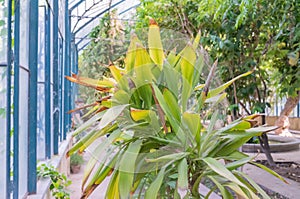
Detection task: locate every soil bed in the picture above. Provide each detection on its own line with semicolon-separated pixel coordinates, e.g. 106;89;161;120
256;160;300;182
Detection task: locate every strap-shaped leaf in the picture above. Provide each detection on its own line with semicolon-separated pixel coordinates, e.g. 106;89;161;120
250;162;288;183
146;152;189;163
148;19;164;69
82;130;121;188
180;44;197;112
106;171;120;199
207;71;252;98
119;140;143;198
71;111;105;138
145;167;166;199
203;157;247;189
178;158;188;190
109;64;124;83
163;88;180;122
208;176;233;199
125;34;139;73
235;171;271;199
98;104;128;129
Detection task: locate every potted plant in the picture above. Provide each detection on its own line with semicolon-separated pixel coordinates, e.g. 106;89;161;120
66;20;286;198
70;152;84;174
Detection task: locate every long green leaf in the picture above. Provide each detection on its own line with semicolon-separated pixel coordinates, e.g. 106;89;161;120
119;140;143;199
208;176;233;199
98;104;128;129
235;171;271;199
225;156;253;170
82;130;122;188
146;152;189;163
207;71;252;98
106;171;120;199
148;20;164;69
251;162;288;183
203;157;247;189
182;112;201;146
125;34;138;73
178;158;188;190
79;123;118;153
180;44;196;112
152;84;180;132
72;111;105;138
145;167;166;199
163;88;180;122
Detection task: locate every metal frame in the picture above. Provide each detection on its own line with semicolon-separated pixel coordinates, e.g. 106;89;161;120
45;4;52;159
74;1;139;52
6;0;12;198
74;0;126;35
53;0;59;155
13;0;20;198
64;0;71;140
28;0;39;194
3;0;140;197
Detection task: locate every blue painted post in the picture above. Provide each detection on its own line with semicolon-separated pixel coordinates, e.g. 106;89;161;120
63;5;70;140
53;0;59;154
296;103;299;117
45;5;51;159
13;0;20;198
59;38;64;142
6;0;12;198
28;0;39;194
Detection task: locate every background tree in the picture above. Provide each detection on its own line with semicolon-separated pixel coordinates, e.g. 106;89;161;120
79;10;131;103
136;0;300;130
135;0;300;165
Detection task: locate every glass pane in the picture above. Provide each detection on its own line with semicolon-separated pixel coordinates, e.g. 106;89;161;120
0;67;7;199
19;0;29;69
0;0;7;63
58;0;65;36
18;68;28;198
37;7;46;160
0;0;8;197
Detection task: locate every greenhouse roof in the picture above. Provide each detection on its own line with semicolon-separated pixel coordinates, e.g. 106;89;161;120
69;0;140;51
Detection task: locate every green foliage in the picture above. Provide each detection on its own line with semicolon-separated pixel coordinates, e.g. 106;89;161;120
136;0;300;115
78;10;131;103
67;22;285;198
0;107;5;118
70;152;84;166
37;164;72;199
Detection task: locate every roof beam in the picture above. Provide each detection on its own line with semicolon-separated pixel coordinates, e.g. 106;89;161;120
69;0;85;11
74;0;125;35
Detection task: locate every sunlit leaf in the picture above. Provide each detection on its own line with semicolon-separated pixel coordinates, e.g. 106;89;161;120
203;157;247;189
145;167;166;199
119;140;142;198
207;71;252;98
178;158;188;190
98;104;128;129
148;19;165;69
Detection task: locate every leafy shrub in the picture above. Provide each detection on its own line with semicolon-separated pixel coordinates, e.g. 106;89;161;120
37;164;72;199
66;20;286;198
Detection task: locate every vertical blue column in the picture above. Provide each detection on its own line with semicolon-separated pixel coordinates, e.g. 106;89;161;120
13;0;20;198
63;2;70;140
53;0;59;154
297;101;300;118
28;0;39;194
59;39;64;142
6;0;12;198
45;5;51;159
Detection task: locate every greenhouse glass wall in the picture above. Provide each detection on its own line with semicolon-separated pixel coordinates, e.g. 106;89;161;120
0;0;139;198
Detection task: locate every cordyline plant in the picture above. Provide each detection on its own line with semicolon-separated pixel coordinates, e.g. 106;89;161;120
66;20;286;199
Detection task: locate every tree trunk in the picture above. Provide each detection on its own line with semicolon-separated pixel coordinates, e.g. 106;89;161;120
275;92;300;134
